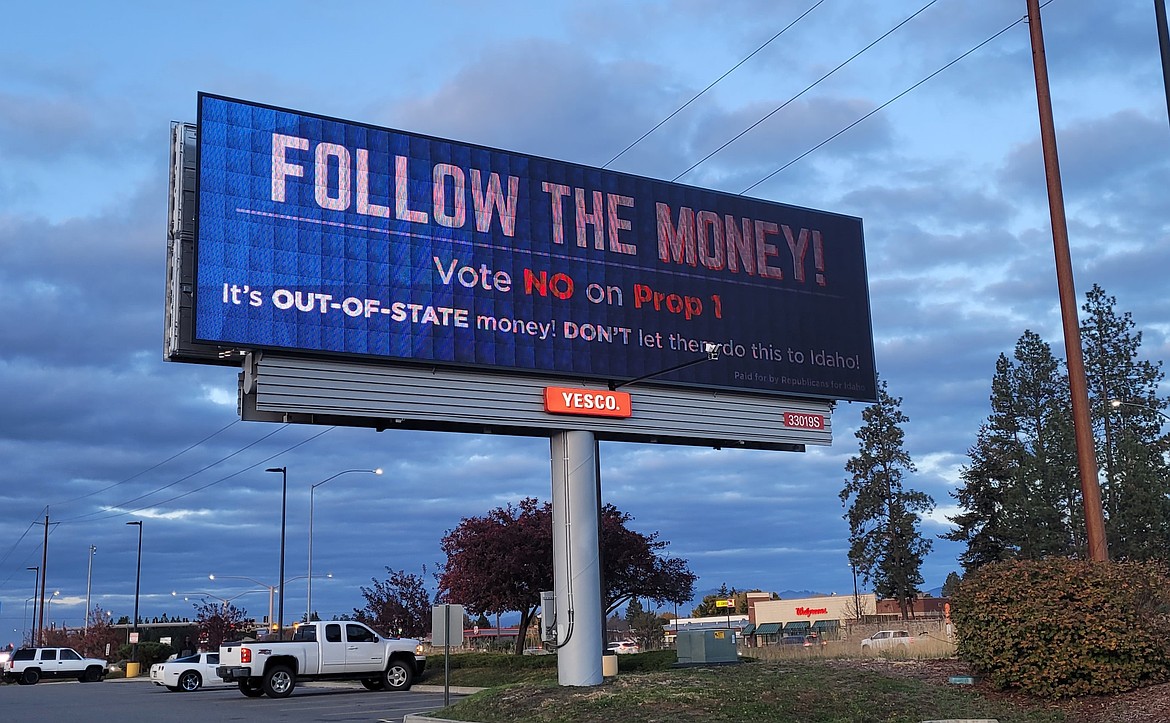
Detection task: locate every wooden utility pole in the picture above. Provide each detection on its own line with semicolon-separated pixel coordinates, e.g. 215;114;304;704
1024;0;1109;561
38;514;49;645
1156;0;1170;126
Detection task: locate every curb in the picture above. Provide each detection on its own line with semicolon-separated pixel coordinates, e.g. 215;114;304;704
412;683;485;695
405;683;485;722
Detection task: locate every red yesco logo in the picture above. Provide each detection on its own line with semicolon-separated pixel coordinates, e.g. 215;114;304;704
795;607;828;617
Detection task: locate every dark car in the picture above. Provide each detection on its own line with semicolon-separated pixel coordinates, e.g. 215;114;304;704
779;634;826;648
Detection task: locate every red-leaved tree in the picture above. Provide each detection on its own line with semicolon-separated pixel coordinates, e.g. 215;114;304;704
438;497;695;654
193;599;249;650
352;567;433;638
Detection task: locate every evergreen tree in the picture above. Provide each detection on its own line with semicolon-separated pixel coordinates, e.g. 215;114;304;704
943;423;1017;568
946;332;1081;568
941;571;962;598
1080;284;1170;558
690;584;735;618
1006;330;1078;557
624;598;665;651
840;378;935;620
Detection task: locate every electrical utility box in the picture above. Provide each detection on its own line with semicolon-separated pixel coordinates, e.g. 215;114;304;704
539;590;556;643
675;629;739;665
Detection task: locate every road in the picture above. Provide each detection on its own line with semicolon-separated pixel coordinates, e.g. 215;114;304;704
0;677;462;722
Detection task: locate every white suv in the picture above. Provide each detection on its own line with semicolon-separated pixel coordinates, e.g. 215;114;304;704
3;647;108;684
859;630;915;654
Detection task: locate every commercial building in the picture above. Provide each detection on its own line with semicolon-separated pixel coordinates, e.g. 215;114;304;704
745;593;874;644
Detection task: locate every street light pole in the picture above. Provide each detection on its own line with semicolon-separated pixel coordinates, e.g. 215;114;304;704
85;544;97;633
46;590;60;629
23;597;36;646
126;521;143;660
27;567;38;646
1111;398;1170;423
174;588;267;613
209;574;275;629
266;467;288;640
308;468;382;621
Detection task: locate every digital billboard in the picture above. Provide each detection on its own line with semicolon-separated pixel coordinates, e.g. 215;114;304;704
194;94;876;401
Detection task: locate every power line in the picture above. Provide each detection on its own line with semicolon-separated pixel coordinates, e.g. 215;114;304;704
601;0;826;169
0;424;336;591
136;427;335;510
58;423;292;524
671;0;941;183
76;426;336;524
0;515;44;592
53;419;241;508
740;5;1042;193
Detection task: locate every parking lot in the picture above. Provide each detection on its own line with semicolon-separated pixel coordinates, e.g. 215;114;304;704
0;677;462;722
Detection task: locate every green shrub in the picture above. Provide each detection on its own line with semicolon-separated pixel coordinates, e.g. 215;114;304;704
615;649;676;672
952;559;1170;697
118;641;174;666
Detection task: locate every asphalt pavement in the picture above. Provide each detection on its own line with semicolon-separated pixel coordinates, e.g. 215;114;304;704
0;675;465;722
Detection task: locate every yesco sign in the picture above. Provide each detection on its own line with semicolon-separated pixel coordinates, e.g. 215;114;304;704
194;94;877;401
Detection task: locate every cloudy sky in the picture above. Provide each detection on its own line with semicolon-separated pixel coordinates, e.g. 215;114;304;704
2;1;1168;643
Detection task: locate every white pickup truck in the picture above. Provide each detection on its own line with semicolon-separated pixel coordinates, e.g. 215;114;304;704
216;620;425;698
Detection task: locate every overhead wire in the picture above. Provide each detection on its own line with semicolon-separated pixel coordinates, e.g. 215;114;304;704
57;423;293;523
126;426;335;511
601;0;827;169
740;8;1031;194
0;423;336;596
671;0;942;183
52;419;241;507
0;516;45;593
75;425;336;523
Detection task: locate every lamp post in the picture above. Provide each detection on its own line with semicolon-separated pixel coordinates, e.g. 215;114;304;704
46;590;60;629
1111;398;1170;422
173;588;266;610
84;544;97;633
308;468;382;621
266;467;288;640
23;597;36;646
209;574;275;629
27;566;38;645
126;521;143;660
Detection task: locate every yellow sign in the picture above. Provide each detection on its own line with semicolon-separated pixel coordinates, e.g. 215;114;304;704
715;599;734;608
714;630;726;639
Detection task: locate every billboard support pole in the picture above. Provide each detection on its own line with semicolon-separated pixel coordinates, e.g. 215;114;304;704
550;430;604;686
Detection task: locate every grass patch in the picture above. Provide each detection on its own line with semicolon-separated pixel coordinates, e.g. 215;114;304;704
422;652;1066;723
420;651;560;688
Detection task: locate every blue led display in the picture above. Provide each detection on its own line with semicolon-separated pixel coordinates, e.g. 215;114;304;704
194;94;877;401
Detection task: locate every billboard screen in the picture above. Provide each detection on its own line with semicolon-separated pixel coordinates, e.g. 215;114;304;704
194;94;876;401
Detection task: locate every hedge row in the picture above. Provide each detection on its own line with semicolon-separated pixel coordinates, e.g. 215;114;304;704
952;559;1170;697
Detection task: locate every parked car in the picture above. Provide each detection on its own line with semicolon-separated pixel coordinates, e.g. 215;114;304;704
2;647;107;684
150;652;226;692
606;640;640;654
778;634;825;648
860;629;915;654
